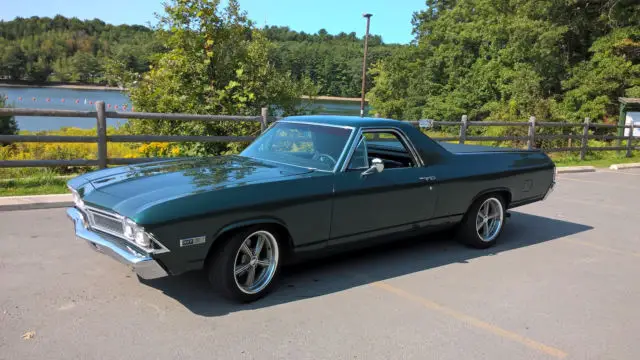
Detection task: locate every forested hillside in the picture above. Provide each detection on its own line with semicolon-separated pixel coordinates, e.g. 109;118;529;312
0;15;398;98
2;0;638;123
367;0;640;124
0;16;163;85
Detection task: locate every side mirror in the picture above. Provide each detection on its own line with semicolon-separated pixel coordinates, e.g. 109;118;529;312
361;158;384;177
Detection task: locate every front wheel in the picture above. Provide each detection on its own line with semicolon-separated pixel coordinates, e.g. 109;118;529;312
456;194;506;249
208;226;281;302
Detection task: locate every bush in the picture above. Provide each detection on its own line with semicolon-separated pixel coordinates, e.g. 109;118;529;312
0;126;183;178
0;93;19;141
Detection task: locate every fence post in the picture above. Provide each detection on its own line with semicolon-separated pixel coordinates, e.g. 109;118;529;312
459;115;468;144
527;116;536;150
626;121;635;158
260;107;268;133
580;117;590;161
96;101;107;169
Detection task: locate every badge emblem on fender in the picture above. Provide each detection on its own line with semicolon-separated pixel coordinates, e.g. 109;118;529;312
180;236;206;247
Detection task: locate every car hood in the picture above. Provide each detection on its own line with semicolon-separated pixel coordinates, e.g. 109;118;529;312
69;155;314;223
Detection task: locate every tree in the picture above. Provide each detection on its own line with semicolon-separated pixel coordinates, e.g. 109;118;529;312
368;0;640;130
0;95;19;141
125;0;318;156
0;45;27;80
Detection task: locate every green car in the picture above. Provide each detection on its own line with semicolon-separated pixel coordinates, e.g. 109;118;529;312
66;115;555;302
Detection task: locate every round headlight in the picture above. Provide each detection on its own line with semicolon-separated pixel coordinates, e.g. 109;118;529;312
72;191;84;208
123;218;138;240
134;229;151;248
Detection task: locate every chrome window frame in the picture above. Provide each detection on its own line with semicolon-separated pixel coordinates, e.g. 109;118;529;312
346;135;370;171
340;126;425;172
247;120;357;173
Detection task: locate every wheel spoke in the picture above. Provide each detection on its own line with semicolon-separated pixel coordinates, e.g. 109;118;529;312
240;242;252;257
235;263;251;275
244;266;256;287
483;222;489;237
233;230;280;295
254;235;265;257
256;260;270;267
476;217;484;231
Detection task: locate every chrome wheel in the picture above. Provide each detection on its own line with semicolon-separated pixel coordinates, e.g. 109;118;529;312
233;230;279;295
475;197;504;242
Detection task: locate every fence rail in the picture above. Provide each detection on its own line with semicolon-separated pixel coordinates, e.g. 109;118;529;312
0;102;638;168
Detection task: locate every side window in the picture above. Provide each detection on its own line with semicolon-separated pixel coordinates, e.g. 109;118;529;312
347;136;369;170
348;130;417;169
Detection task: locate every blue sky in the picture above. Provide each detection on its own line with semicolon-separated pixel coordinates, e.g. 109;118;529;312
0;0;426;44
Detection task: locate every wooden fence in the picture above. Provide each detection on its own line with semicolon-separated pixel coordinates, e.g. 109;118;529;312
0;101;271;168
0;101;638;169
409;115;639;160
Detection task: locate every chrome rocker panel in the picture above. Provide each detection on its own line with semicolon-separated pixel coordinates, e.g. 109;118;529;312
66;207;168;280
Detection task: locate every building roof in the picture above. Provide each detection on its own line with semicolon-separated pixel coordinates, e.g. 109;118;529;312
619;97;640;105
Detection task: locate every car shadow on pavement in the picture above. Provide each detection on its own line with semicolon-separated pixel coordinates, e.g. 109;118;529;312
140;211;593;317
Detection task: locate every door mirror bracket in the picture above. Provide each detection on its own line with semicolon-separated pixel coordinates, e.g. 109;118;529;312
361;158;384;177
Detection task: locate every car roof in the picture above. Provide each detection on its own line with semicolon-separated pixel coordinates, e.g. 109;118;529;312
279;115;412;129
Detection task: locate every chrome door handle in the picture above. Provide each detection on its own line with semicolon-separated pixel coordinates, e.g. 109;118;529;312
419;176;436;182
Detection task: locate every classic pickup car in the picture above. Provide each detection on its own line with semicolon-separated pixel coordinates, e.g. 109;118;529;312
66;115;555;302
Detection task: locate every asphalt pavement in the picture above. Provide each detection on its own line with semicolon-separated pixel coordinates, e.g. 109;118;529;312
1;168;640;360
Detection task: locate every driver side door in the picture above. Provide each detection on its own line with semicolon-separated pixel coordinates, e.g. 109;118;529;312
328;128;438;245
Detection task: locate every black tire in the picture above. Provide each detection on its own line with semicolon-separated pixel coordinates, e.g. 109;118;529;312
456;193;506;249
207;225;282;303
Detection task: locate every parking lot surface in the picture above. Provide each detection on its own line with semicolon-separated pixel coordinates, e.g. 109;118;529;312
1;168;640;360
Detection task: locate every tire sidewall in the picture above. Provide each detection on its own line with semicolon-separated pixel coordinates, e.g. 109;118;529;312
460;193;506;248
209;225;282;302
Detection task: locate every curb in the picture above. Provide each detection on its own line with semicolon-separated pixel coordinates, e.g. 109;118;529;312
556;166;596;174
609;163;640;170
0;194;72;211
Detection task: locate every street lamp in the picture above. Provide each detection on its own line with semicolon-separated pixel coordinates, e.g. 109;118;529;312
360;13;372;117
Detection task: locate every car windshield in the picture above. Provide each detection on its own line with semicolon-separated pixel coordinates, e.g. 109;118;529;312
240;121;353;171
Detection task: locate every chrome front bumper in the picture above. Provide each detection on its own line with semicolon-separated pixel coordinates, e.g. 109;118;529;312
66;207;168;280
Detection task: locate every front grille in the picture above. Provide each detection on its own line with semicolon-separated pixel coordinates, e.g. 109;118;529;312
86;208;125;238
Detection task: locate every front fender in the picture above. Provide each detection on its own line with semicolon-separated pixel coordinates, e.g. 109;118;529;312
213;217;289;242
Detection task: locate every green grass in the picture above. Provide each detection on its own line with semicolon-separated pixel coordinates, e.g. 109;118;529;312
0;174;72;196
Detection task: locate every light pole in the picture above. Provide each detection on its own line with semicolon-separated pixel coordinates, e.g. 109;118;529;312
360;13;372;117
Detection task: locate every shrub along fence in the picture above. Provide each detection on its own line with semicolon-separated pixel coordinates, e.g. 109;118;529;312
0;101;638;169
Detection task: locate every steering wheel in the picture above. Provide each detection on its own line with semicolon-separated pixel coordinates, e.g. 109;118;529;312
312;151;337;168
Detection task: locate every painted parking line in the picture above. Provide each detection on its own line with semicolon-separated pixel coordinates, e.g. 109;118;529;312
565;239;640;259
369;281;568;359
549;196;630;213
558;176;638;190
596;170;640;176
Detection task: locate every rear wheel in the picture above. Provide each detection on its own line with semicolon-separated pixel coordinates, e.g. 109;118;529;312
207;225;281;302
456;194;506;249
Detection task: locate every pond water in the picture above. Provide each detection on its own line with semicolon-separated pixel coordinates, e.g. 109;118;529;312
0;86;369;132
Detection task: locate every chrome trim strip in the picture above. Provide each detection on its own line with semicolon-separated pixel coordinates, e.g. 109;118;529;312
332;125;358;173
340;126;425;172
276;120;356;130
341;128;365;172
67;207;168;280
